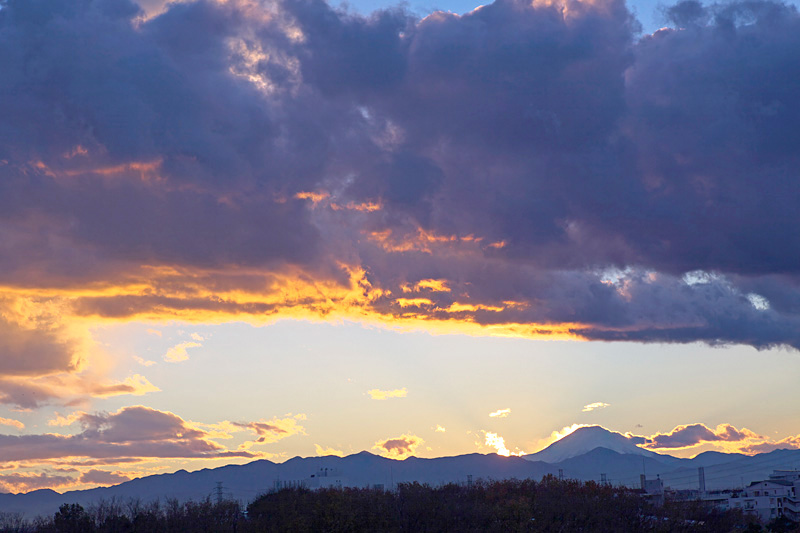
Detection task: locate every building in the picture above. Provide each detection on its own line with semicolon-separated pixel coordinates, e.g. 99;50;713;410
726;470;800;523
308;467;347;490
640;474;665;506
770;470;800;523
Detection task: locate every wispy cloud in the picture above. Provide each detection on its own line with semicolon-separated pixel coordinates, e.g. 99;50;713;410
163;342;201;363
133;355;156;367
47;411;84;427
582;402;610;412
367;388;408;400
232;414;307;449
489;408;511;418
0;417;24;430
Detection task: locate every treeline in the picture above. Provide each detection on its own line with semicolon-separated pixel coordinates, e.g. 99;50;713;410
0;476;782;532
247;477;759;532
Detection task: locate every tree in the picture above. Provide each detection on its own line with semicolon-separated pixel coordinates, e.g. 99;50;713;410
53;504;93;533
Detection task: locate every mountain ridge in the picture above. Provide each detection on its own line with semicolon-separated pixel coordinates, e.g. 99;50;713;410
2;427;798;518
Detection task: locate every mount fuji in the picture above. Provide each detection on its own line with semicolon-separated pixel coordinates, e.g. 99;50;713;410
525;425;677;464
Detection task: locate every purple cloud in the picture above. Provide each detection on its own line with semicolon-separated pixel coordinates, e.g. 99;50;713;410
0;406;255;461
639;423;762;449
79;469;132;485
0;0;798;351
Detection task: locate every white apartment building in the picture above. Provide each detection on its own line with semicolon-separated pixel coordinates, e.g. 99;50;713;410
726;470;800;523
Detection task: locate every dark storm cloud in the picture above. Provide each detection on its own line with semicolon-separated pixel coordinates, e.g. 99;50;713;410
0;0;324;276
1;0;799;349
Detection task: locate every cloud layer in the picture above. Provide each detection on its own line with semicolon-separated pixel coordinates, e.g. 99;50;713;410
0;0;796;365
0;406;254;462
0;406;308;491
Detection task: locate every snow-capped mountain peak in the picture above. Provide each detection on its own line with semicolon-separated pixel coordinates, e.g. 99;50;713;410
526;426;658;463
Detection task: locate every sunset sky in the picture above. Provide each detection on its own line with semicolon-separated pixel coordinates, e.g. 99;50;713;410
0;0;799;494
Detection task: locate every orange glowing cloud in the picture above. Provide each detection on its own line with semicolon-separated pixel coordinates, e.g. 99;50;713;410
416;279;450;292
295;191;330;205
314;445;345;457
232;414;307;449
373;434;423;459
0;257;586;414
0;417;24;430
481;431;526;457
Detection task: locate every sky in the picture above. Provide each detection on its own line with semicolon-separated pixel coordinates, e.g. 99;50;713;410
0;0;799;494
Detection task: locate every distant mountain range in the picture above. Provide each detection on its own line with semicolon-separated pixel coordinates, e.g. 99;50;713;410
3;426;799;518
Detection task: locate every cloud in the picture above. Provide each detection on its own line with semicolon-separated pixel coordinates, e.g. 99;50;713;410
0;417;24;430
163;341;202;363
373;434;423;458
89;374;160;397
582;402;610;412
0;372;159;409
435;425;446;433
482;431;526;457
232;414;307;447
0;472;76;493
532;424;594;452
133;355;156;367
48;412;85;427
738;434;800;454
0;406;255;462
639;423;764;450
0;302;81;378
621;422;799;455
79;469;132;486
367;388;408;400
489;408;511;418
0;0;797;392
314;444;345;457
